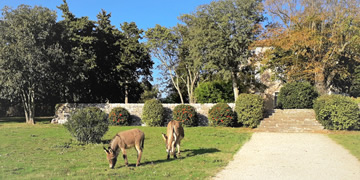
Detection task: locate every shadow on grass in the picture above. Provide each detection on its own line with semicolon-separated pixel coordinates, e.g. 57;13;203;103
0;117;53;124
182;148;220;157
140;148;221;166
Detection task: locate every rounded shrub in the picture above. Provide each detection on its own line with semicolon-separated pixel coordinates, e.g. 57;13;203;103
235;93;264;128
142;99;164;126
314;95;360;130
278;81;319;109
108;107;131;126
208;103;236;127
173;104;198;127
64;107;108;144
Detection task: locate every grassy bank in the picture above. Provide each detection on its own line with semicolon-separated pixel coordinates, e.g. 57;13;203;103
328;131;360;160
0;117;252;179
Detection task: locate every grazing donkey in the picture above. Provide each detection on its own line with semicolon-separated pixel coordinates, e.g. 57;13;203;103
103;128;145;169
162;120;185;159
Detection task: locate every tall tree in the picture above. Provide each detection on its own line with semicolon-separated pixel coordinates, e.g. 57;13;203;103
0;5;59;124
146;25;185;103
262;0;360;94
180;0;265;101
119;22;153;103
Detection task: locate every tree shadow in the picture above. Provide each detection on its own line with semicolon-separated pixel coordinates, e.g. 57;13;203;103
182;148;220;157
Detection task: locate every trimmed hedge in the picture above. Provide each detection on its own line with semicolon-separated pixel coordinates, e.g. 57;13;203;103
108;107;131;126
64;107;108;143
208;103;236;127
278;81;319;109
235;93;264;128
142;99;164;126
173;104;198;127
314;95;360;130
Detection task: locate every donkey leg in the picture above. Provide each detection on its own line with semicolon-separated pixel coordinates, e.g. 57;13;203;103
135;145;142;167
177;142;181;156
121;149;128;166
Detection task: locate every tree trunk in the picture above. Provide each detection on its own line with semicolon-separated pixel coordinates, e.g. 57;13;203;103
231;71;240;101
186;69;198;104
21;89;35;124
315;67;327;95
125;81;129;104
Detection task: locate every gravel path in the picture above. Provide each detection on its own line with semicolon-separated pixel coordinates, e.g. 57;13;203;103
213;132;360;180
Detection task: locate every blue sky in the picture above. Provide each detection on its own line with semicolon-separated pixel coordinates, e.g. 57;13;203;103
0;0;214;95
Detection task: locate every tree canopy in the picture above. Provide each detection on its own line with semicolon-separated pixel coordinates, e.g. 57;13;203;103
0;1;153;123
261;0;360;95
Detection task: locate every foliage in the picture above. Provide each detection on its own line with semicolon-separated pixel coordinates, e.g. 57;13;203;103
180;0;265;101
54;1;153;103
139;83;160;103
0;120;252;179
145;25;186;103
195;81;234;103
64;107;109;143
0;5;60;124
173;104;198;127
142;99;164;126
350;66;360;97
313;95;360;130
208;103;236;127
277;82;319;109
235;93;264;128
262;0;360;94
108;107;131;126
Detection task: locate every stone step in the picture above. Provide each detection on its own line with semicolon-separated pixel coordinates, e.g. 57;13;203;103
256;109;326;133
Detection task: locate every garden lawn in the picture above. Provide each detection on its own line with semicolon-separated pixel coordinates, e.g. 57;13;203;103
328;131;360;160
0;117;252;180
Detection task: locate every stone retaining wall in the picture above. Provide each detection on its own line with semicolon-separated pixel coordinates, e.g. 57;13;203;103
52;103;235;126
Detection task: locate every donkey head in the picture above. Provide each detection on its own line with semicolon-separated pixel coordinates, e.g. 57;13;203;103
161;133;175;155
104;147;117;169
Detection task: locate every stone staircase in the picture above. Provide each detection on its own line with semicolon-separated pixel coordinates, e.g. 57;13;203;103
256;109;327;133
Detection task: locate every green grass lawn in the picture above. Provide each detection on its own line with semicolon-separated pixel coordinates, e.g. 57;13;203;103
0;117;252;179
328;131;360;160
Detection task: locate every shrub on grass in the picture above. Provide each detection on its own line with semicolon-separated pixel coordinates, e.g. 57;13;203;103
142;99;164;126
173;104;198;127
208;103;236;127
108;107;131;126
235;93;264;128
64;107;108;143
278;81;318;109
314;95;360;130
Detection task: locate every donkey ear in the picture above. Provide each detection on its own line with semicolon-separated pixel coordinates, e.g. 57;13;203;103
108;147;114;154
103;147;109;154
161;133;167;141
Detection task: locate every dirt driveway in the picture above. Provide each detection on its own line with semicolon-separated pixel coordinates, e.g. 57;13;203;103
213;132;360;180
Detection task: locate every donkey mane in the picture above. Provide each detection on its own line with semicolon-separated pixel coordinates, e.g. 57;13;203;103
109;134;121;152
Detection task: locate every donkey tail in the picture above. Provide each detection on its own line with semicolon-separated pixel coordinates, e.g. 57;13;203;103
141;134;145;150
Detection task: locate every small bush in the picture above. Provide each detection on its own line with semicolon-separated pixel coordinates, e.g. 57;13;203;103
108;107;131;126
314;95;360;130
64;107;108;143
195;81;234;103
173;104;198;127
235;93;264;128
208;103;236;127
142;99;164;126
278;81;319;109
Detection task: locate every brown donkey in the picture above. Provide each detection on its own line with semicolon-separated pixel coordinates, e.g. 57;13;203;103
104;129;145;168
162;120;184;159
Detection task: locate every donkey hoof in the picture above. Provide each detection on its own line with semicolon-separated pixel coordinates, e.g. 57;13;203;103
174;154;177;159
